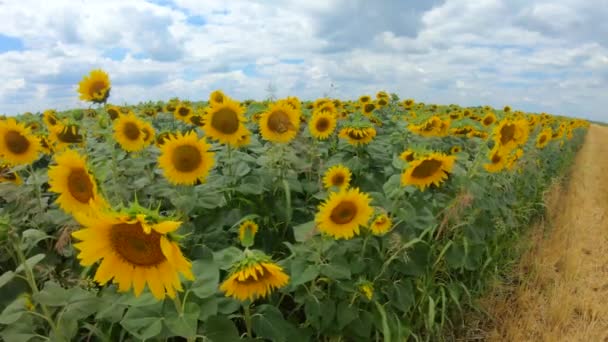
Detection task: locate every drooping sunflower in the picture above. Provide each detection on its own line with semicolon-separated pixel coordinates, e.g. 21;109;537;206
43;110;61;129
322;164;352;190
315;187;373;239
174;104;193;123
220;255;289;302
399;149;416;162
49;124;84;150
0;164;22;185
157;131;215;185
482;112;497;127
202;98;250;147
339;127;376;146
370;213;392;236
258;101;301;143
401;153;456;191
78;69;111;103
48;149;107;215
536;128;552;149
0;119;41;166
309;111;337;140
409;116;450;137
113;113;147;152
72;208;193;300
376;91;389;99
483;147;508;173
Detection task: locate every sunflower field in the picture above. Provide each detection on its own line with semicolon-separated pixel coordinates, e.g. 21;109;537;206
0;70;588;341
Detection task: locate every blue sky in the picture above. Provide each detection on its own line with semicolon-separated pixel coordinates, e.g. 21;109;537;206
0;0;607;121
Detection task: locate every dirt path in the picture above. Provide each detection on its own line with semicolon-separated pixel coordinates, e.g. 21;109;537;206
485;125;608;341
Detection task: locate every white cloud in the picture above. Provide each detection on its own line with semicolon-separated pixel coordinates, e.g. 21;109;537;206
0;0;606;122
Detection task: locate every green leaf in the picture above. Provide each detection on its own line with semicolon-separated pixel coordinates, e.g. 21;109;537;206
164;303;200;338
293;221;316;242
197;297;219;321
234;162;251;177
51;317;78;342
0;271;15;288
15;253;45;274
0;297;26;325
374;301;392;342
190;260;220;299
214;247;243;270
204;315;240;342
33;281;69;306
236;181;264;195
290;264;319;287
120;305;164;340
252;305;292;342
320;299;336;330
216;297;240;314
320;259;351;280
336;301;358;329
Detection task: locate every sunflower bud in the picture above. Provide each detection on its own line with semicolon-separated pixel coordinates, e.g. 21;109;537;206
238;220;258;248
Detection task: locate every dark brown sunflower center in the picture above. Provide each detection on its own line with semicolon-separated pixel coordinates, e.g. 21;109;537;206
110;223;165;266
539;135;547;144
178;107;190;117
123;122;140;140
190;115;203;126
89;81;108;96
267;110;293;134
4;130;30;154
375;216;387;225
330;201;357;225
67;168;94;203
172;145;202;172
361;97;370;103
491;153;502;164
411;159;443;179
211;108;240;134
378;99;387;106
331;173;345;186
58;126;83;143
405;153;415;162
214;94;224;103
348;130;366;140
483;117;494;125
364;104;375;113
47;115;57;126
499;124;516;145
315;117;330;132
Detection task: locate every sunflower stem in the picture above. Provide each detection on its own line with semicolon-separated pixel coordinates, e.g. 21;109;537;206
28;164;44;213
243;304;253;338
172;293;183;315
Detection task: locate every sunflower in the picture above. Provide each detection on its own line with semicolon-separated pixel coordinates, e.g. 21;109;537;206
43;110;61;128
105;105;122;121
0;164;22;185
450;146;462;154
238;220;258;247
209;90;227;105
309;111;337;140
71;208;193;300
155;132;175;147
0;119;41;166
483;147;508;173
322;164;352;190
157;131;215;185
284;96;301;112
409;116;450;137
189;115;204;127
482;112;497;127
376;91;389;99
259;101;301;143
376;98;388;108
402;99;415;109
493;119;529;151
140;120;156;146
506;148;524;171
202;98;250;147
362;103;376;116
401;153;456;191
315;187;373;239
370;214;392;235
48;149;107;215
399;150;416;162
503;106;511;113
220;255;289;302
359;283;374;300
536;128;552;149
174;104;193;123
164;100;179;114
339;127;376;146
49;124;84;150
78;69;111;103
38;135;53;155
113;113;147;152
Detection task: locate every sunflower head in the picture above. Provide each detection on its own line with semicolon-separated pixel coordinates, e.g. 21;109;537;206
402;99;415;109
72;208;192;300
450;146;462;154
259;101;301;143
174;104;193;123
359;95;371;104
219;253;289;302
155;131;175;147
43;109;62;128
0;119;41;166
309;111;337;140
401;152;456;191
370;213;392;235
203;98;250;147
0;164;22;185
78;69;111;103
48;149;107;215
113;113;147;152
484;147;507;173
105;105;122;121
359;282;374;300
140;120;156;146
315;187;373;240
399;150;416;163
322;164;352;191
536;128;552;149
209;90;227;105
238;220;258;247
482;112;497;127
339;126;376;146
157;131;215;185
362;103;376;116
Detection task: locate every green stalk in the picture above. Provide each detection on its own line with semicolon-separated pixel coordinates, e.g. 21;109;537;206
243;304;253;338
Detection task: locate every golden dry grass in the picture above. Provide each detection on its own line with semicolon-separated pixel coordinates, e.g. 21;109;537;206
483;125;608;341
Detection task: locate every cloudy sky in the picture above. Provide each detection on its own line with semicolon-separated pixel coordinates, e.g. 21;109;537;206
0;0;607;121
